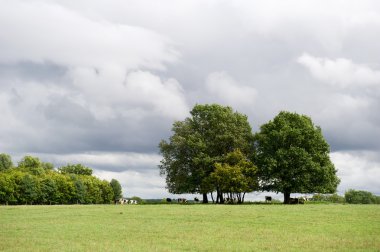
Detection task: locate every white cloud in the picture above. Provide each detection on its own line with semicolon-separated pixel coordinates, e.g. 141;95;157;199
205;71;257;109
94;170;166;198
298;53;380;88
0;0;178;70
0;0;189;154
124;71;189;119
66;68;189;120
41;152;161;170
331;151;380;194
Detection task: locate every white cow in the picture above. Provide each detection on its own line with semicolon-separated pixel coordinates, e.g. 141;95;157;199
117;198;128;204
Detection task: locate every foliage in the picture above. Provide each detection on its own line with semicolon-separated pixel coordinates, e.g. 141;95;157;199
159;104;254;202
209;149;257;203
129;196;144;204
0;154;117;205
344;189;379;204
110;179;123;201
311;193;345;203
254;111;340;203
58;164;93;176
0;153;13;172
18;156;45;175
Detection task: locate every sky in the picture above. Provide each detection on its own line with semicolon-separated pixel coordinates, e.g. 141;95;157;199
1;0;380;199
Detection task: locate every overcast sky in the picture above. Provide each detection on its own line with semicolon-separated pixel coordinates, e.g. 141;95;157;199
1;0;380;199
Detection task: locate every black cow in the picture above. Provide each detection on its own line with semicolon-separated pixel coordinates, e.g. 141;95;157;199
194;197;199;202
166;198;172;203
289;197;305;204
265;196;272;203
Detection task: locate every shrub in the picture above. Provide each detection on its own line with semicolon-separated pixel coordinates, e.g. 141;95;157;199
344;189;378;204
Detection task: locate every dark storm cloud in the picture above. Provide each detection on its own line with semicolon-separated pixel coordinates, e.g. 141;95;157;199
0;62;67;83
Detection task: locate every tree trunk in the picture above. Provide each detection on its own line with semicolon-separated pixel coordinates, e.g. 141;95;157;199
220;193;224;204
216;190;225;204
284;192;291;204
210;192;214;203
202;193;208;204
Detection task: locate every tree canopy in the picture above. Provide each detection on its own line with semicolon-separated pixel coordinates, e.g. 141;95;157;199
159;104;255;203
0;153;13;172
110;179;123;201
58;164;93;176
0;154;121;205
208;149;257;203
254;111;340;203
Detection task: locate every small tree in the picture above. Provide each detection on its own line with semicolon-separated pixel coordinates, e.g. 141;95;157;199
110;179;122;201
345;189;377;204
209;149;257;203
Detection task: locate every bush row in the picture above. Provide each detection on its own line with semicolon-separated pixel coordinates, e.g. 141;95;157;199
0;154;120;205
311;190;380;204
0;170;115;205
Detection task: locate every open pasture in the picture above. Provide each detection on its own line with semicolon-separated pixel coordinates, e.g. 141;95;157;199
0;204;379;251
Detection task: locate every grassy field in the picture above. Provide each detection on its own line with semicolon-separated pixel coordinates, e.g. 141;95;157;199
0;204;379;251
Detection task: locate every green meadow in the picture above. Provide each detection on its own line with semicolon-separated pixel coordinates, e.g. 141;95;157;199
0;204;379;251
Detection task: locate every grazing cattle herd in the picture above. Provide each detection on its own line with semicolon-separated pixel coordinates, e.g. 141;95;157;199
115;196;311;205
265;196;309;204
115;198;138;205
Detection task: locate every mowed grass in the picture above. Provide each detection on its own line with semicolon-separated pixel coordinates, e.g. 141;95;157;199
0;204;379;251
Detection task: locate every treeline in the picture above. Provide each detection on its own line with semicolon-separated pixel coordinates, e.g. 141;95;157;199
0;154;122;205
311;190;380;204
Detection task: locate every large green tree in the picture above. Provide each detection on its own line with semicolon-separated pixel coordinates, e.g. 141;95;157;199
254;111;340;204
159;104;254;203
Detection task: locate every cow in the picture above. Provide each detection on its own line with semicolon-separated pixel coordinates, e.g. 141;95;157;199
298;197;305;204
116;198;128;204
265;196;272;203
224;198;238;204
300;196;308;202
194;197;199;202
177;198;188;203
128;200;138;204
289;198;304;204
289;197;306;204
166;198;172;203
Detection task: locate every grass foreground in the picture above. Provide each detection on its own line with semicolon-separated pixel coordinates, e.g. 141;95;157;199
0;204;379;251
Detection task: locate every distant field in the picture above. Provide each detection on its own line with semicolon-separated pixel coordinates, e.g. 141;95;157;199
0;204;379;251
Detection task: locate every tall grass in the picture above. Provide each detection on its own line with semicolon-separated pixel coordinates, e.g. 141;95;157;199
0;204;379;251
